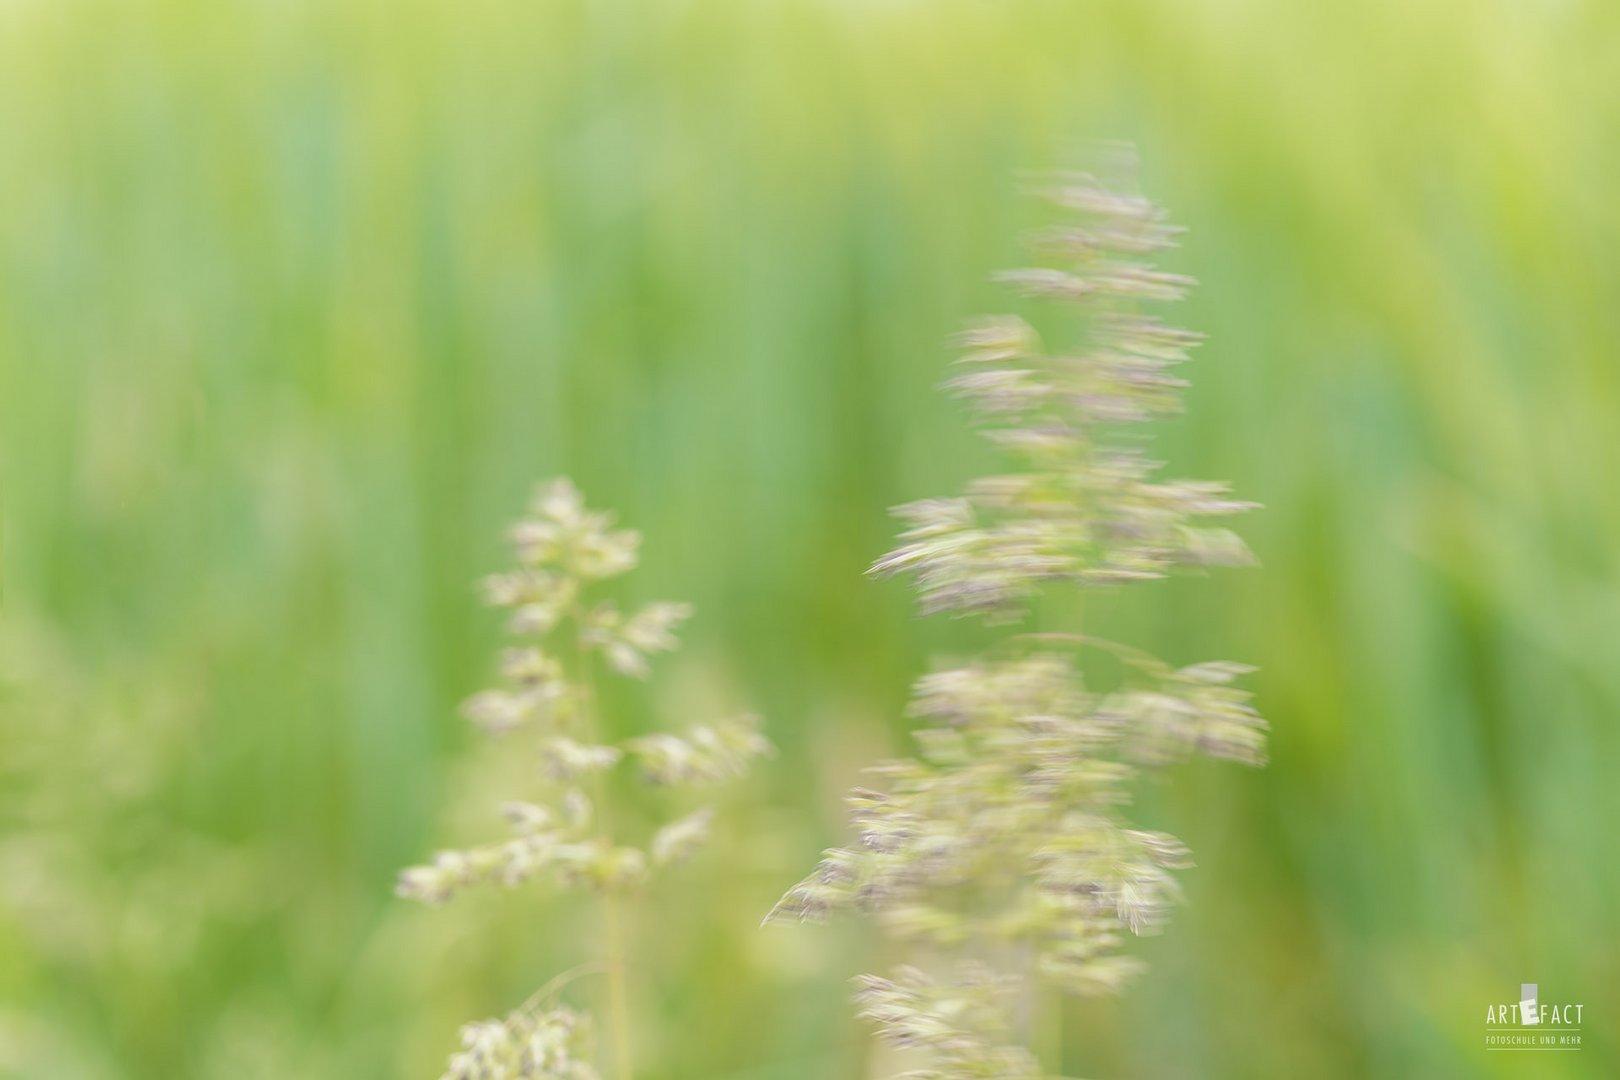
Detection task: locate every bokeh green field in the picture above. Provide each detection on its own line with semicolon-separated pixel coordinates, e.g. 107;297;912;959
3;1;1618;1077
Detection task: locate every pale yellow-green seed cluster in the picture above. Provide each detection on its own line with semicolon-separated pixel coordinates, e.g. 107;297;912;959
870;175;1257;623
444;1006;597;1080
853;965;1043;1080
769;163;1266;1078
401;480;770;1079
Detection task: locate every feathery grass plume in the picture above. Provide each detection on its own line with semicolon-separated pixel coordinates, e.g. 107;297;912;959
401;480;771;1080
767;154;1266;1077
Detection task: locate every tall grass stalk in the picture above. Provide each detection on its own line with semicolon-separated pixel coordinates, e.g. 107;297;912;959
399;480;771;1079
767;153;1267;1078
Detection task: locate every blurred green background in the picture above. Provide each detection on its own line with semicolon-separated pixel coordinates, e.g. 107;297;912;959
2;0;1617;1076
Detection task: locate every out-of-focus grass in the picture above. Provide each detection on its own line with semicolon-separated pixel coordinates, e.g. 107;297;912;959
1;1;1617;1077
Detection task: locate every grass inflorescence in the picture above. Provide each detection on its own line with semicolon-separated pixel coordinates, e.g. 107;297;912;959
767;155;1267;1079
400;480;770;1080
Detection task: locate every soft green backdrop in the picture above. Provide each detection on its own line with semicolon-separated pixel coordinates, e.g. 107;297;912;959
2;1;1616;1077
